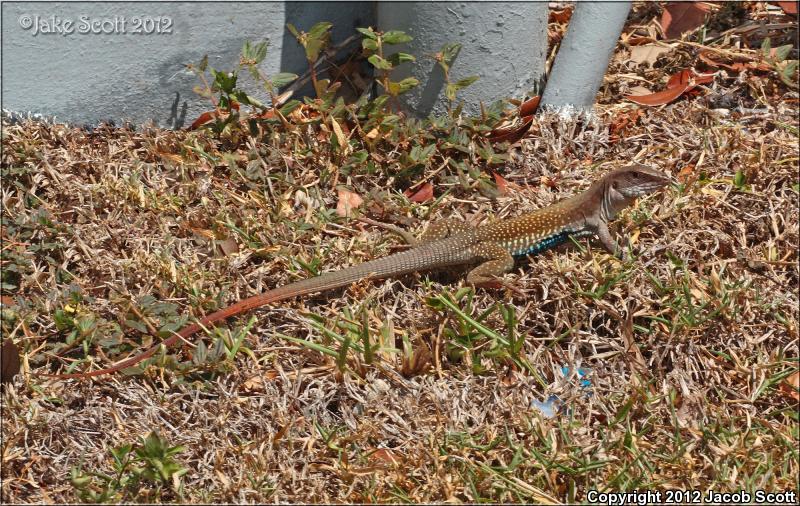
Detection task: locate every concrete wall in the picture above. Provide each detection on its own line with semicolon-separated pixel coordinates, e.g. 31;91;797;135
378;1;548;117
1;1;553;127
1;2;375;127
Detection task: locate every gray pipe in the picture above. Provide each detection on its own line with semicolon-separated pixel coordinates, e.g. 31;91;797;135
541;1;632;110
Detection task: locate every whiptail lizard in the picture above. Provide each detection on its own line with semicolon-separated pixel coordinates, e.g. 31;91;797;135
46;164;670;379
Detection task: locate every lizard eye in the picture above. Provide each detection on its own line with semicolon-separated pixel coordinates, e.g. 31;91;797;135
631;171;639;178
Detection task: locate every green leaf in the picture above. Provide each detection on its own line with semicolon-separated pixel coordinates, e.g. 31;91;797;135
761;37;771;59
734;169;746;189
455;76;479;88
198;55;208;72
279;99;302;116
445;83;457;102
274;332;338;358
780;60;798;88
308;21;333;40
387;52;415;66
362;38;378;51
211;69;238;94
270;72;298;88
386;77;419;96
313;78;332;98
286;23;300;39
356;27;377;39
305;38;329;63
124;319;148;333
382;30;412;45
438;43;462;72
773;44;793;63
368;54;393;70
242;40;268;64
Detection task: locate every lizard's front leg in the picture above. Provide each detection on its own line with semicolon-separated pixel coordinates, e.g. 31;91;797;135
596;222;627;260
466;242;515;288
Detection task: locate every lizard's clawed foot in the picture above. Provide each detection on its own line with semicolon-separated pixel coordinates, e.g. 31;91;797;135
469;278;526;297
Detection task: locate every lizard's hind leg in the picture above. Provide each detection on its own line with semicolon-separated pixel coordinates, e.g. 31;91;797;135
420;219;472;244
466;242;515;288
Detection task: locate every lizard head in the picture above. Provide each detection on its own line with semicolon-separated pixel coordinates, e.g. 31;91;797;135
597;164;671;222
605;164;671;199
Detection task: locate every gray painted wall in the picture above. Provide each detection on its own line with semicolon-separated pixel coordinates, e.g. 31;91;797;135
377;1;548;117
2;2;629;127
1;1;552;127
2;2;375;127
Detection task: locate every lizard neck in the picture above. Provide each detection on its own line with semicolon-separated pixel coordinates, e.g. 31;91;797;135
590;178;628;224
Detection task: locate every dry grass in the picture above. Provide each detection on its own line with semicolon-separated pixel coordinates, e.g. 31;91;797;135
2;7;799;504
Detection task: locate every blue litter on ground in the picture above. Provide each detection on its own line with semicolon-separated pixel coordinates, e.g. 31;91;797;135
530;394;561;418
532;366;593;417
561;366;592;388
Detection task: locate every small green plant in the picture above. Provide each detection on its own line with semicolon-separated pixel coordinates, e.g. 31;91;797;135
426;288;537;378
240;40;300;115
358;27;419;105
760;37;798;89
434;43;479;113
287;21;334;98
188;40;300;138
71;431;187;503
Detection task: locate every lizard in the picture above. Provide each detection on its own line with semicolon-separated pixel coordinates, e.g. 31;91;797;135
45;164;670;380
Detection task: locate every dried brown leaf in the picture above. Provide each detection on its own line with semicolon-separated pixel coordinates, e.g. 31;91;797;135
404;183;434;203
630;44;672;68
661;2;712;39
1;339;20;384
336;188;364;217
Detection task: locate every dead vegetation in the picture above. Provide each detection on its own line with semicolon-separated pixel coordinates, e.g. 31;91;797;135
2;3;798;504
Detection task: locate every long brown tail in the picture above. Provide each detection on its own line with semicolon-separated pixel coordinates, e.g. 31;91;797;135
42;238;472;380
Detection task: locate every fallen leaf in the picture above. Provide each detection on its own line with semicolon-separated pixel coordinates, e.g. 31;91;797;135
630;44;672;68
369;448;402;467
625;69;714;106
404;183;434;203
609;108;644;142
667;69;715;88
336;188;364;217
775;1;798;15
677;163;696;184
329;116;351;155
488;116;534;144
240;371;278;393
188;102;240;130
1;339;20;384
251;108;277;120
216;237;239;257
627;85;654;96
626;35;657;46
492;172;509;195
698;51;739;71
189;111;218;130
626;84;690;106
780;371;800;401
661;2;711;39
549;7;573;24
518;96;541;117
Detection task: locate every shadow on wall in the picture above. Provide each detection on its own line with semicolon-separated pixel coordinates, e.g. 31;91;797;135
280;1;377;99
415;62;446;117
168;92;189;129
